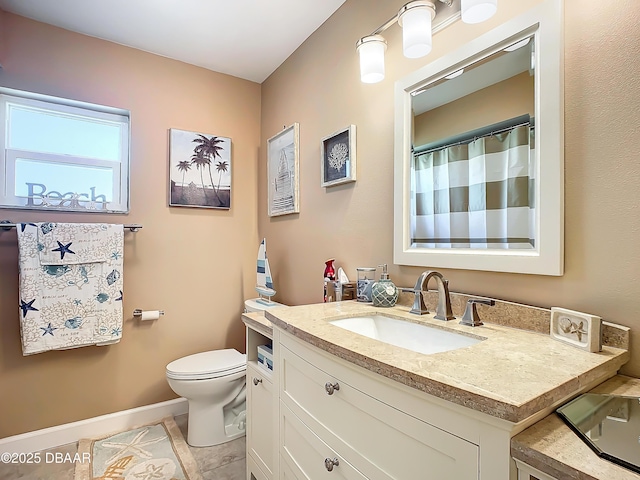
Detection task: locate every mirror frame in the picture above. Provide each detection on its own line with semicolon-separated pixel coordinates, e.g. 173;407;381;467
393;0;564;276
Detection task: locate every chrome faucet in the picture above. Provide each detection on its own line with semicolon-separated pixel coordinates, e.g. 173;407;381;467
409;271;455;321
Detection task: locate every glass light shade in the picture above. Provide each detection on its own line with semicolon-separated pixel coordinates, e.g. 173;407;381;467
357;35;386;84
461;0;497;24
400;5;433;58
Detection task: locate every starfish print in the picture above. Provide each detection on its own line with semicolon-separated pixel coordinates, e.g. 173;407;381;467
20;299;39;318
559;318;588;342
101;427;166;465
40;323;58;336
132;462;166;479
116;290;123;301
20;223;36;232
52;241;75;260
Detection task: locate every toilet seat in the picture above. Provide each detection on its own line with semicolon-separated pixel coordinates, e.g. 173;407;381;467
166;349;246;381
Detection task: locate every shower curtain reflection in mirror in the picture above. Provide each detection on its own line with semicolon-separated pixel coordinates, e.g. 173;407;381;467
410;124;534;249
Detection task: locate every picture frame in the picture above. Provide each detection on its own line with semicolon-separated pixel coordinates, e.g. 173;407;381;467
321;125;356;188
169;128;231;209
267;123;300;217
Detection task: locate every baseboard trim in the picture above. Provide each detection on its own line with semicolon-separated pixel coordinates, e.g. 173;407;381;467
0;398;188;454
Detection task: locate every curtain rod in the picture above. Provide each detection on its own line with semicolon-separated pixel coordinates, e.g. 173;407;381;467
0;222;142;232
413;114;533;156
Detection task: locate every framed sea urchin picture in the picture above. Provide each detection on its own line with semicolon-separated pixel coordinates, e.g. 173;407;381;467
169;128;231;209
321;125;356;187
267;123;300;217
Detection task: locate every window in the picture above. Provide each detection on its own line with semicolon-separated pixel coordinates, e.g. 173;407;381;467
0;88;130;213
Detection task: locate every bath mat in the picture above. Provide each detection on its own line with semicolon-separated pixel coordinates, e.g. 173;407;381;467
75;417;202;480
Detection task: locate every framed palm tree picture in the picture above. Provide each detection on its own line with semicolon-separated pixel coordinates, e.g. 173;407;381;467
169;128;231;209
321;125;356;187
267;123;300;217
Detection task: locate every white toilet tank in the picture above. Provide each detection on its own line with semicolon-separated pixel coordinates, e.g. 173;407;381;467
244;298;284;313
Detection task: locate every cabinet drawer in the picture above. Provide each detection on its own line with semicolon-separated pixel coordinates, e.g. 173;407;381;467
281;402;367;480
281;343;479;479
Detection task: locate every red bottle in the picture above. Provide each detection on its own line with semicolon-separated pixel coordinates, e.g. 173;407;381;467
324;259;336;302
324;259;336;281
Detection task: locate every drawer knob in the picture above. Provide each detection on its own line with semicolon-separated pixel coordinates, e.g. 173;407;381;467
253;377;262;385
324;457;340;471
324;382;340;395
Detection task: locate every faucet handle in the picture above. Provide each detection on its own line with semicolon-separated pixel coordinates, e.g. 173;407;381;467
460;299;495;327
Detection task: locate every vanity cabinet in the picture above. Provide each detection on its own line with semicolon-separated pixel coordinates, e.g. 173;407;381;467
247;362;273;479
245;320;275;480
271;328;510;479
513;460;556;480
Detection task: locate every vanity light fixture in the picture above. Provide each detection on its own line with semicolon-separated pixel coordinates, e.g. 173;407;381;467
356;0;498;84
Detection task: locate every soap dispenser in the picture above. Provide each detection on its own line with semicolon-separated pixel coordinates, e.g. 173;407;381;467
371;264;399;308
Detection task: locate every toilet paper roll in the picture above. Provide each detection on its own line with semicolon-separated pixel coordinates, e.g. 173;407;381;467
140;310;161;321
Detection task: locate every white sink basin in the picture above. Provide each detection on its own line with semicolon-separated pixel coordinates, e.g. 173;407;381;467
329;315;481;355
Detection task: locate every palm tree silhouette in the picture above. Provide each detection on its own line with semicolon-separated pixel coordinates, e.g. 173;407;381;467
190;152;210;201
193;135;224;204
215;161;229;193
176;160;191;202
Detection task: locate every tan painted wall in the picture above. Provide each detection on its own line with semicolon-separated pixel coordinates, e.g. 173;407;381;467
0;9;5;65
414;71;534;147
260;0;640;378
0;13;261;437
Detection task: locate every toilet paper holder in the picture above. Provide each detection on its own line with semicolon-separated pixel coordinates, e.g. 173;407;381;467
133;309;165;318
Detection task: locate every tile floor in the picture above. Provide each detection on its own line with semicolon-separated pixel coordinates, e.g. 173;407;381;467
0;414;246;480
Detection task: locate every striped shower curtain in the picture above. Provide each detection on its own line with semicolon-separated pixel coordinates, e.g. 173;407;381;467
410;125;535;249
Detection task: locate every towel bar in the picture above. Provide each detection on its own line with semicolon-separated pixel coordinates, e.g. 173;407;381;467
0;221;142;232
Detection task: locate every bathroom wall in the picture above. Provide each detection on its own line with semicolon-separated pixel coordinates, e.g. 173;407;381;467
0;13;261;437
259;0;640;377
0;9;5;65
413;71;534;146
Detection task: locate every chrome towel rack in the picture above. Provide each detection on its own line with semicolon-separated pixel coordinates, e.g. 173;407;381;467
0;221;142;232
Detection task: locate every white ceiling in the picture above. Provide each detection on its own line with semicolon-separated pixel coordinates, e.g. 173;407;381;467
0;0;347;83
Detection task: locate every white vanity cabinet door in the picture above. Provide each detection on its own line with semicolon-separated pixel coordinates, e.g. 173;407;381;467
247;362;274;479
279;341;479;480
248;454;269;480
513;460;557;480
280;402;368;480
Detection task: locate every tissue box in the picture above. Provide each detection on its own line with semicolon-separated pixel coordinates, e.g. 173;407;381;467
257;344;273;371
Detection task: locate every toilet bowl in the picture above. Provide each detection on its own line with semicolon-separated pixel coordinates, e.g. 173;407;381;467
167;299;285;447
166;349;247;447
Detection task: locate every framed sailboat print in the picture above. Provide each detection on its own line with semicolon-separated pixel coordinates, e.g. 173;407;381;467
267;123;300;217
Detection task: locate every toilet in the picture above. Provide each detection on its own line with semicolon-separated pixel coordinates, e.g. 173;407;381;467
166;298;283;447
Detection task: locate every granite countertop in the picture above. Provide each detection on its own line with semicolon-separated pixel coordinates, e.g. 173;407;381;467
512;375;640;479
241;311;273;338
264;301;629;423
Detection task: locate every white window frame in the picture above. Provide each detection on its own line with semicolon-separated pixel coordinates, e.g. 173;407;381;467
0;87;130;213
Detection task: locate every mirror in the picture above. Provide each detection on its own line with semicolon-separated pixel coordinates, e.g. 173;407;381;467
394;0;563;275
557;394;640;474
